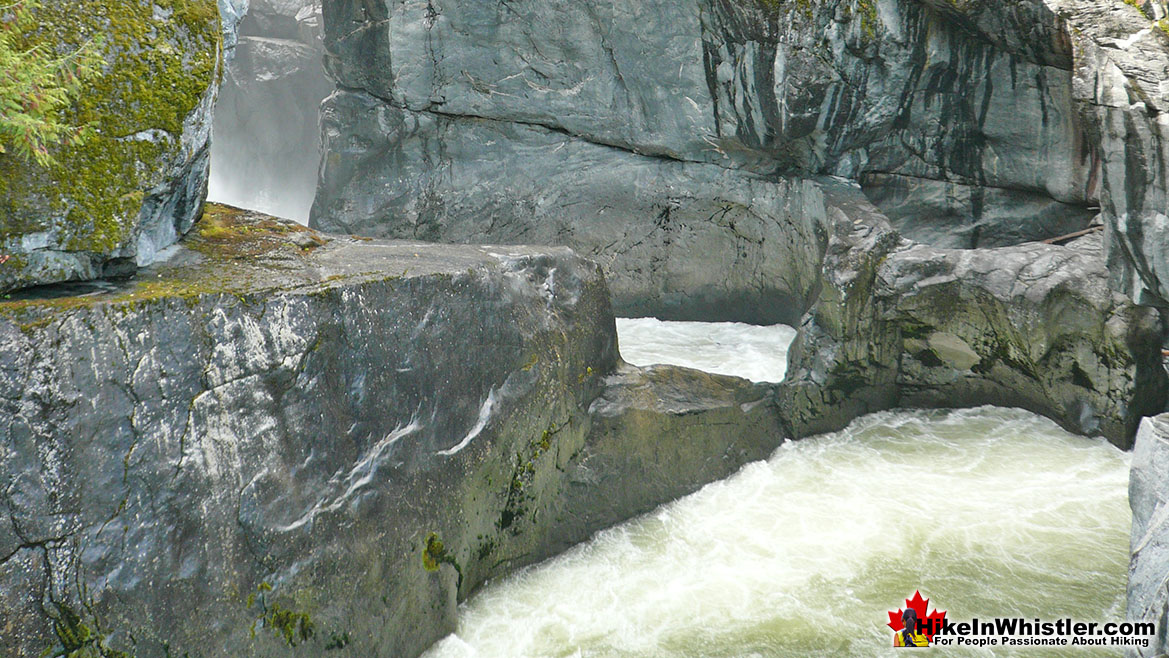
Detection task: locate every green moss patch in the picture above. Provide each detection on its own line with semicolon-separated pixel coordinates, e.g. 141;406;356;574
245;581;316;649
41;602;132;658
0;0;221;261
191;203;328;260
0;203;338;328
422;532;464;588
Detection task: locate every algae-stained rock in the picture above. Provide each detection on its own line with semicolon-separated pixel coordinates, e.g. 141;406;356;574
779;184;1166;447
0;0;224;294
1127;413;1169;657
1054;0;1169;307
0;204;619;656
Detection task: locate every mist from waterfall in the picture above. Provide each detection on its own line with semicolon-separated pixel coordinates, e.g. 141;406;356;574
206;1;331;225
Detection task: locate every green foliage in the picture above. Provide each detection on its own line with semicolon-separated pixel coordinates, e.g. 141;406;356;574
0;0;221;260
0;0;102;166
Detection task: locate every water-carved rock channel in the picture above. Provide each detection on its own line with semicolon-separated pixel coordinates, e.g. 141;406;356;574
427;321;1132;658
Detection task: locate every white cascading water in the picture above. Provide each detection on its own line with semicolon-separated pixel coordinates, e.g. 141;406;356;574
614;318;798;382
426;321;1131;658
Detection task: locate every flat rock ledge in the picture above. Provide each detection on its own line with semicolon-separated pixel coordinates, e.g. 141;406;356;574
0;205;785;658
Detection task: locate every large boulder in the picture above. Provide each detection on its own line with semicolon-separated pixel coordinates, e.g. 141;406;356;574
0;204;788;658
0;0;228;294
561;363;784;535
779;183;1166;448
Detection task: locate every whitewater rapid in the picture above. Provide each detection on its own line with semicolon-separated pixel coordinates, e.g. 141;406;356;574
425;321;1131;658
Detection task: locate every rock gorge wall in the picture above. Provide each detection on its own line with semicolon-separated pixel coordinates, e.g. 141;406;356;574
1128;414;1169;657
305;0;1169;381
304;3;1169;649
780;182;1165;447
1064;0;1169;310
2;199;1158;657
0;206;786;657
2;0;1168;656
0;0;237;294
310;0;1102;289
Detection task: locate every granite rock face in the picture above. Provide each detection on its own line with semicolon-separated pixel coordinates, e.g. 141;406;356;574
779;186;1166;448
209;0;332;223
315;91;828;322
311;0;1100;280
0;0;225;294
306;0;1169;315
0;205;787;658
1057;0;1169;308
1127;413;1169;657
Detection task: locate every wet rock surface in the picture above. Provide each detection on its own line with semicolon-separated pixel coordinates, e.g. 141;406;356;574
4;0;1169;654
308;0;1169;449
312;0;1100;287
314;92;828;323
778;185;1166;448
561;363;785;536
1059;0;1169;308
1128;413;1169;657
0;205;787;657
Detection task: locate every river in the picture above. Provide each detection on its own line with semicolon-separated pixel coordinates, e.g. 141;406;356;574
425;320;1131;657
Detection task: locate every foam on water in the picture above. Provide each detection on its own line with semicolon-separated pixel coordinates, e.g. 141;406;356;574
615;318;796;382
425;322;1132;658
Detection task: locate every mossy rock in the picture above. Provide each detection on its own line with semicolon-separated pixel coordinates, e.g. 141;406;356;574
0;0;223;294
0;203;335;329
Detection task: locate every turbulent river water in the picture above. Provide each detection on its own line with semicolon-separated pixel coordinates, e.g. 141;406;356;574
425;321;1132;657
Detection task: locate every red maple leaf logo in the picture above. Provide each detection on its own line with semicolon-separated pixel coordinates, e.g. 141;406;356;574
887;590;947;642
